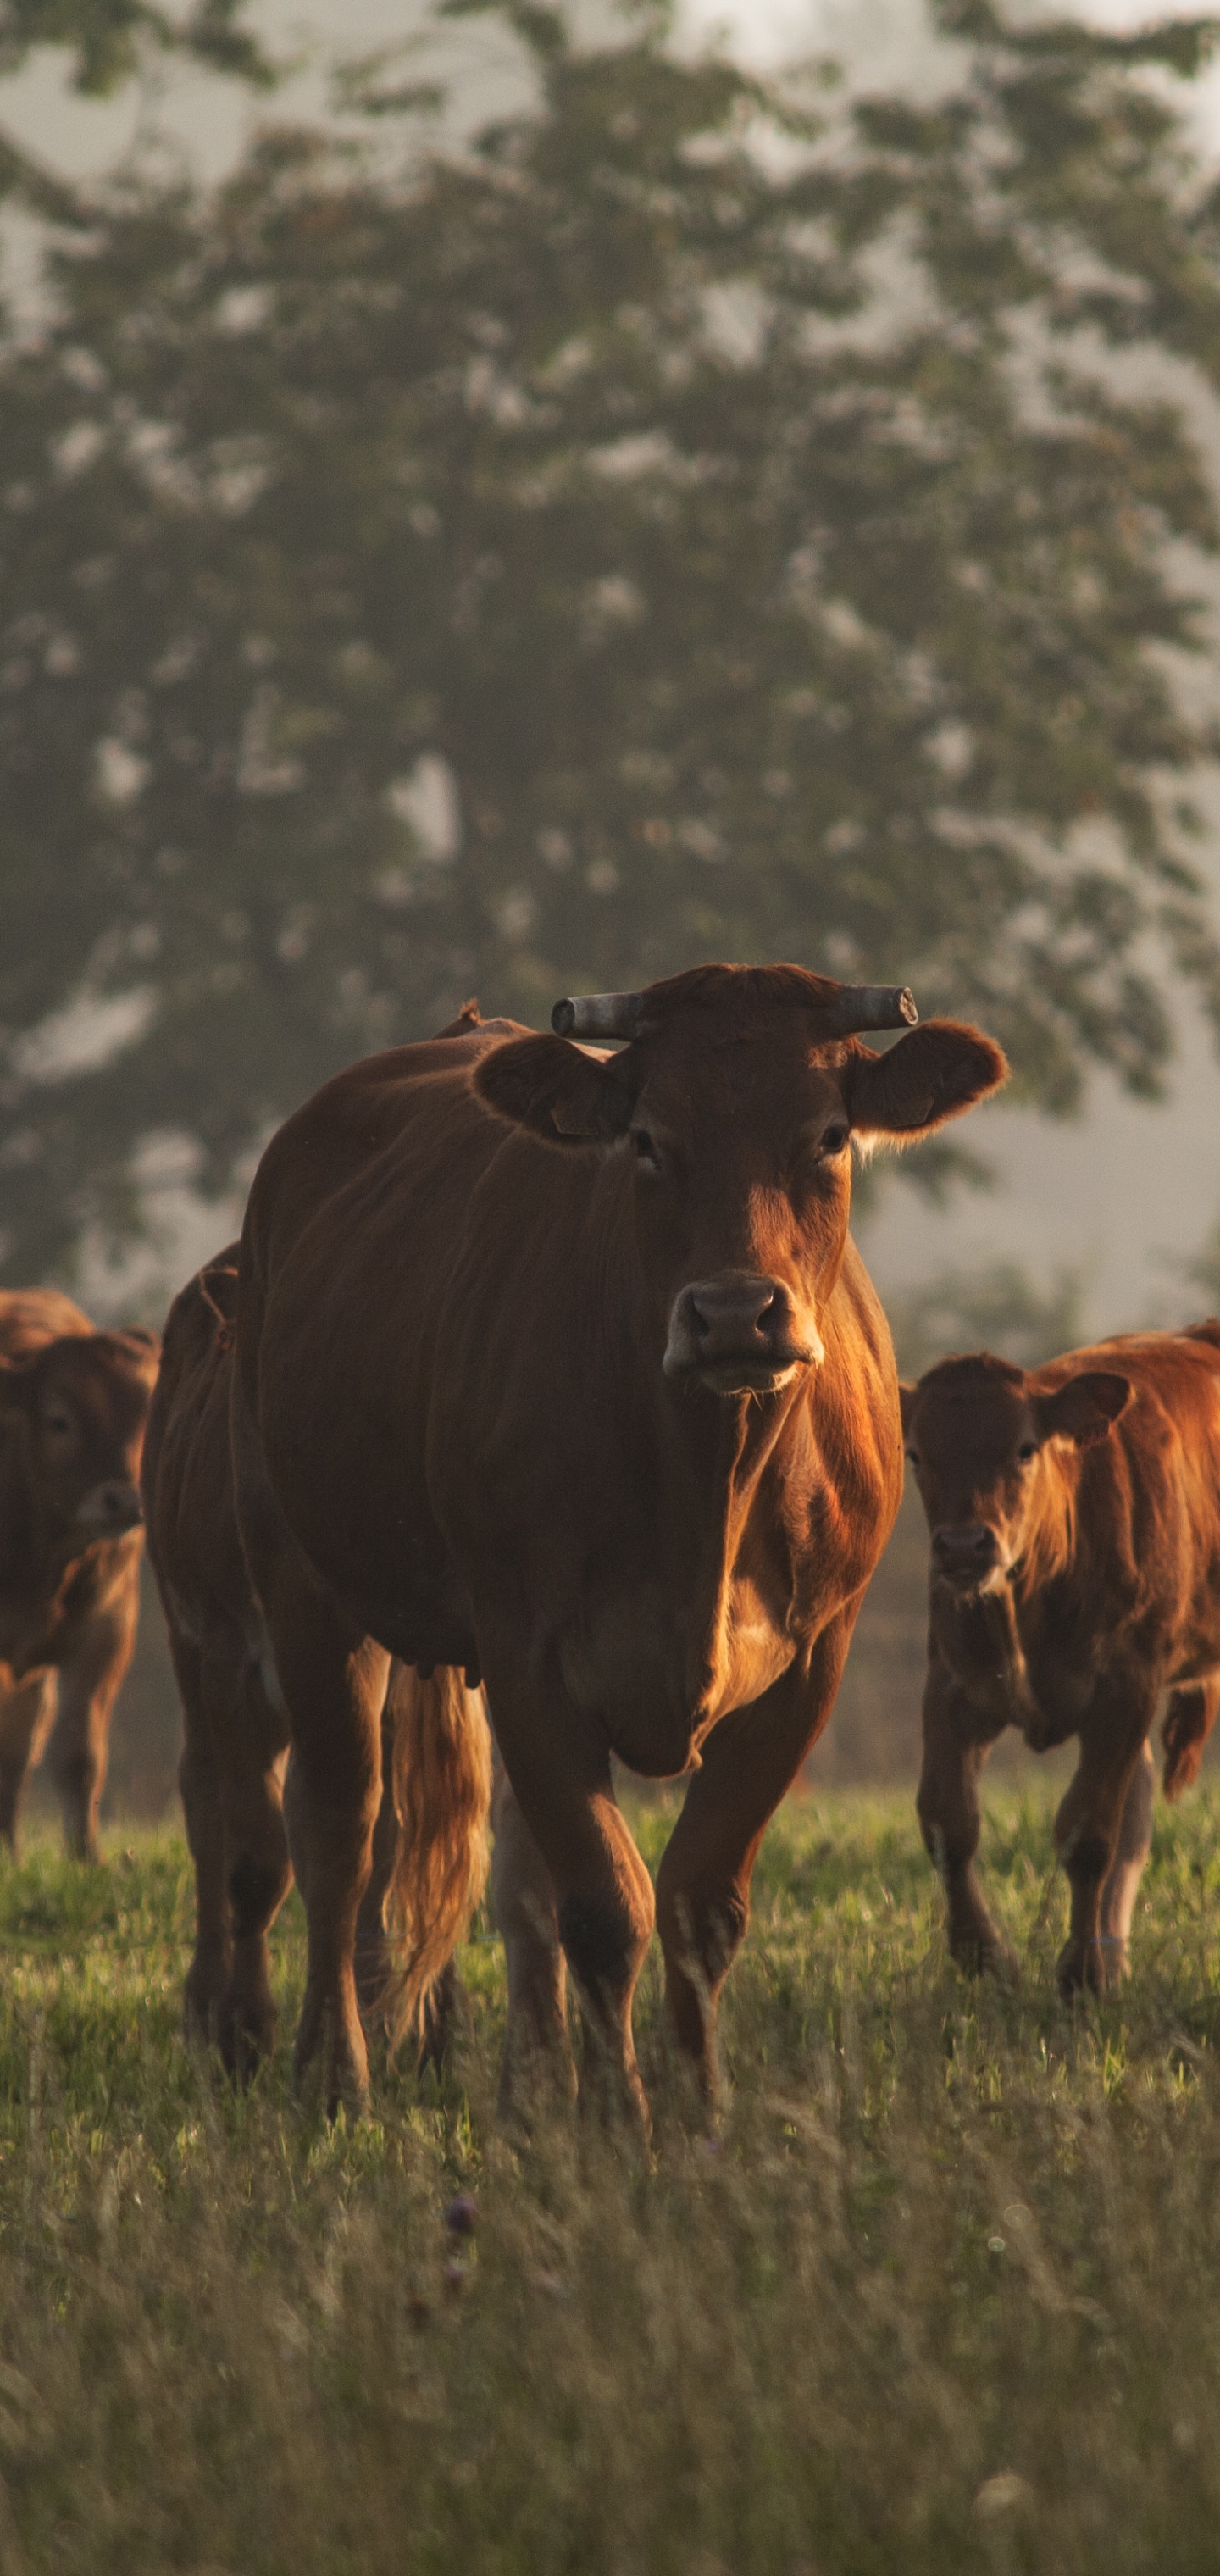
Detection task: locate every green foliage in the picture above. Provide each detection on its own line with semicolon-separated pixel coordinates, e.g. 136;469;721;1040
0;0;274;105
887;1257;1087;1376
0;1801;1218;2568
4;3;1220;1277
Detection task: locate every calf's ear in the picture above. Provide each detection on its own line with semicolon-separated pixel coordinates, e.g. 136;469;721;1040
899;1381;918;1436
475;1035;634;1147
845;1021;1007;1144
1034;1370;1132;1448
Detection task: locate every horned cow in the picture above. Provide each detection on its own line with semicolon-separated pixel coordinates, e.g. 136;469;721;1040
230;963;1005;2124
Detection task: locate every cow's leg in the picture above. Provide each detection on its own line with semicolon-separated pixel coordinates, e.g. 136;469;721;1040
231;1383;388;2113
269;1609;387;2117
175;1633;232;2047
1055;1689;1157;1995
353;1690;397;2035
214;1649;292;2081
916;1653;1012;1974
0;1670;55;1861
486;1666;653;2134
1097;1735;1156;1977
656;1623;852;2107
490;1756;575;2121
46;1579;139;1861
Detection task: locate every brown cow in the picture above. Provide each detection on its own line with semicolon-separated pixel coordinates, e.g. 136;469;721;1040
0;1290;158;1859
142;1249;488;2074
230;963;1004;2123
902;1325;1220;1992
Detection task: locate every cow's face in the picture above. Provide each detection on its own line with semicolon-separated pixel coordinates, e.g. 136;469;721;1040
900;1358;1131;1592
1;1330;159;1549
476;964;1006;1401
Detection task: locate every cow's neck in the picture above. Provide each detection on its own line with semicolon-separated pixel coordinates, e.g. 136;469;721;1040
646;1365;807;1718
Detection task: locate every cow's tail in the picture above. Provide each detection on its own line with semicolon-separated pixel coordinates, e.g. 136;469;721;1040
383;1667;492;2052
1162;1679;1220;1802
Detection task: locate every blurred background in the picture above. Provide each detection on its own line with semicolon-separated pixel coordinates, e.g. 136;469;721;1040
3;0;1220;1810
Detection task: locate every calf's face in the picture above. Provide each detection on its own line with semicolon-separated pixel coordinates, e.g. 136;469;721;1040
900;1358;1131;1592
2;1331;159;1548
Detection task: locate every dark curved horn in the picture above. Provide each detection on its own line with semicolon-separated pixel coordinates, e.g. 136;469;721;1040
551;991;644;1041
828;983;918;1035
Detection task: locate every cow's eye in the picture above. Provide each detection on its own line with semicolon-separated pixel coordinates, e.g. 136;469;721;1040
45;1409;72;1437
905;1445;920;1467
1017;1439;1038;1463
820;1124;849;1158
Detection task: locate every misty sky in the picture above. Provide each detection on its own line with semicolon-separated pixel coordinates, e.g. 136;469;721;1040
3;0;1220;1330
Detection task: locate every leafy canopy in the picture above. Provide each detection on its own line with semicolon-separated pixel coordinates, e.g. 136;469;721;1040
3;1;1220;1280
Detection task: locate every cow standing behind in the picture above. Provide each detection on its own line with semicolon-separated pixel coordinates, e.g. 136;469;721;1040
902;1325;1220;1990
230;963;1004;2124
142;1250;488;2072
0;1291;158;1859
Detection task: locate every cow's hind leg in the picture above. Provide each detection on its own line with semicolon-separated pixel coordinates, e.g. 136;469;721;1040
0;1671;56;1861
353;1693;397;2038
1097;1735;1156;1980
490;1757;575;2122
214;1641;292;2081
916;1655;1013;1975
175;1634;231;2047
1056;1688;1156;1996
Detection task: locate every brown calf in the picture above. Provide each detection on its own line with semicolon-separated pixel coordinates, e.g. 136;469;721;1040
230;964;1004;2123
0;1291;158;1859
901;1325;1220;1990
142;1251;488;2073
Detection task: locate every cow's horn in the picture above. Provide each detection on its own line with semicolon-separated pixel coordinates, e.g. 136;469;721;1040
829;984;918;1034
551;991;643;1041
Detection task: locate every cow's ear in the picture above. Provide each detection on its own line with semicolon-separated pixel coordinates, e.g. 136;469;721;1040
845;1022;1008;1145
1034;1370;1131;1448
474;1035;634;1147
899;1381;918;1436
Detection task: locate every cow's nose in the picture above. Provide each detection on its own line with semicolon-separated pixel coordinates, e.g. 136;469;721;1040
77;1480;144;1536
932;1522;999;1575
684;1275;793;1360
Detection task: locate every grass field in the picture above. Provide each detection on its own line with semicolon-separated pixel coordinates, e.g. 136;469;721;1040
0;1786;1217;2574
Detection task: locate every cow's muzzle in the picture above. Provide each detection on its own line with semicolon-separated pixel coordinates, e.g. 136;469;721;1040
663;1274;823;1396
74;1480;144;1540
931;1521;1003;1591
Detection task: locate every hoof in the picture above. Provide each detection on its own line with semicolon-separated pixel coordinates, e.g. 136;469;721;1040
1057;1935;1127;1997
219;1994;278;2085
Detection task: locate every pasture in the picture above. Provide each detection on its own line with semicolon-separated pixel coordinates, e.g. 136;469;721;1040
0;1788;1217;2573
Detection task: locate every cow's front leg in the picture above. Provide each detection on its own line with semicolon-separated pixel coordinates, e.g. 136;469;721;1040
1056;1690;1157;1996
1096;1736;1156;1981
916;1654;1013;1974
47;1584;139;1862
486;1659;654;2137
0;1670;55;1861
656;1618;853;2110
490;1754;576;2122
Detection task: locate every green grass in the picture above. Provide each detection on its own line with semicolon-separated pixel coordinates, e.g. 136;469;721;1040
0;1787;1218;2573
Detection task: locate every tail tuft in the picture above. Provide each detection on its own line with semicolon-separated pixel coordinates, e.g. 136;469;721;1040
383;1667;492;2053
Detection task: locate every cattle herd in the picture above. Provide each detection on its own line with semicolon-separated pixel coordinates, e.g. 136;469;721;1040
1;960;1217;2133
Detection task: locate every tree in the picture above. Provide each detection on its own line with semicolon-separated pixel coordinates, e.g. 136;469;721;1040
3;0;1220;1282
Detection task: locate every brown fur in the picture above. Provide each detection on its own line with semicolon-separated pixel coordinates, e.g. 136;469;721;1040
143;1252;483;2076
0;1290;158;1859
902;1326;1220;1990
230;963;1005;2121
